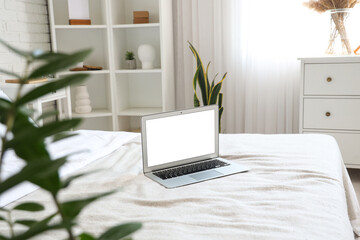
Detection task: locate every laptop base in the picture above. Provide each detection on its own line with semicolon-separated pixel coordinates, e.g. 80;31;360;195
145;158;249;188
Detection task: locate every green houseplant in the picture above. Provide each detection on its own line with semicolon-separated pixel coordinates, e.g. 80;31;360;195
0;39;141;240
188;42;227;132
125;51;136;69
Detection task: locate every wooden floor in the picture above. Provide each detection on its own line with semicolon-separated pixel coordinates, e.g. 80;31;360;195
348;169;360;202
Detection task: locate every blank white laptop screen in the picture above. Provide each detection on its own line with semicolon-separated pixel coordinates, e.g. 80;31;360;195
145;109;216;167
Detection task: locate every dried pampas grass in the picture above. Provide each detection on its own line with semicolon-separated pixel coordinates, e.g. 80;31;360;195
303;0;359;13
303;0;359;54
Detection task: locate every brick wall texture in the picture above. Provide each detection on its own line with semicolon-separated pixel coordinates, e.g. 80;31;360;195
0;0;50;82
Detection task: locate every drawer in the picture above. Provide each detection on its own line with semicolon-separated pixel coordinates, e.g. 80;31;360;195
303;98;360;130
304;131;360;166
304;63;360;95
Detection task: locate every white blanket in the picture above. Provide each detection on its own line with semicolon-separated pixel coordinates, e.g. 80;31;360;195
0;130;138;207
1;133;359;240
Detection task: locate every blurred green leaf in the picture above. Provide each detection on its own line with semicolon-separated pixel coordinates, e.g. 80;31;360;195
36;110;59;121
33;52;68;61
11;213;70;240
0;158;66;194
0;67;21;79
51;132;78;143
0;38;32;59
61;191;114;221
0;215;5;221
6;119;82;148
14;219;37;227
62;170;99;189
13;202;44;212
0;234;9;240
16;74;88;106
97;223;142;240
79;233;96;240
29;49;92;79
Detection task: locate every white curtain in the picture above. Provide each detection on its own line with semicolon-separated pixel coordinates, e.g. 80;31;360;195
173;0;329;133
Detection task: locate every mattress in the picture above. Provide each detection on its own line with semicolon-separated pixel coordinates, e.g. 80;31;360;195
1;133;359;240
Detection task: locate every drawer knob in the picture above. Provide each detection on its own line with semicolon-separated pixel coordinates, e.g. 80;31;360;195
327;77;332;82
325;112;331;117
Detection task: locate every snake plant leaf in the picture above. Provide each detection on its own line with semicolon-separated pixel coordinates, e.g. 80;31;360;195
219;106;224;132
16;74;88;106
188;42;209;105
97;223;142;240
209;76;226;105
218;93;223;109
205;62;211;103
210;73;218;92
193;66;201;107
13;202;44;212
61;191;114;221
29;49;92;79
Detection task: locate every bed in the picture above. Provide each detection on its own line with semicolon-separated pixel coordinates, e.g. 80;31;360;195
1;131;360;239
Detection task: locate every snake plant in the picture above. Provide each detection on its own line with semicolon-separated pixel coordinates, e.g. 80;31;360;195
189;42;227;132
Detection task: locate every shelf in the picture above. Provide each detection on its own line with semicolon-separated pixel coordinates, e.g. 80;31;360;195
118;107;162;116
55;25;107;29
72;109;112;118
59;70;110;75
112;23;160;29
115;69;161;74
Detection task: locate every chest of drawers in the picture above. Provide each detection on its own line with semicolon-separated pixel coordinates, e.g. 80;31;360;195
299;57;360;168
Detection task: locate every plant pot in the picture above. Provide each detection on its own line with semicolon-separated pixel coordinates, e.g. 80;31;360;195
126;59;137;69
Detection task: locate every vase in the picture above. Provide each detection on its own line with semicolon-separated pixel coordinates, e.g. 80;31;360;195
138;44;156;69
75;85;92;114
126;59;137;69
326;8;352;55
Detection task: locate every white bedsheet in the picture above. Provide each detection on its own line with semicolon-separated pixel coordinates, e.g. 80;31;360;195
0;130;138;207
1;133;360;239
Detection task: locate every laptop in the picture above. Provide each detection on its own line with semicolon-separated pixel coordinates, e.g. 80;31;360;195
141;105;249;188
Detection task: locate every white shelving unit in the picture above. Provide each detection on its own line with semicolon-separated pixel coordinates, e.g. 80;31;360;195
47;0;175;131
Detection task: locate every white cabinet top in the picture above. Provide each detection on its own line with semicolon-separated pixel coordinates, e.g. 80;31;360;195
298;56;360;63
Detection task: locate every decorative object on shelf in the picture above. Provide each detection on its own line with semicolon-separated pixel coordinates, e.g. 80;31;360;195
70;65;103;71
133;11;149;24
5;77;48;84
138;44;156;69
303;0;359;55
75;85;92;114
355;45;360;55
125;51;137;69
67;0;91;25
83;64;103;70
189;42;227;133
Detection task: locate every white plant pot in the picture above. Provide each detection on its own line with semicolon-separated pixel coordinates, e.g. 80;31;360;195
138;44;156;69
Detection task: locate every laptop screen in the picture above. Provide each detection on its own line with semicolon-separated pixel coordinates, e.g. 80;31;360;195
144;108;216;167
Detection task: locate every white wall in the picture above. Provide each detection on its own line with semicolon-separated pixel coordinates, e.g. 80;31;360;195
0;0;50;82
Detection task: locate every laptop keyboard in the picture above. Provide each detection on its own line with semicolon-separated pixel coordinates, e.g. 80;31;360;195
153;159;229;180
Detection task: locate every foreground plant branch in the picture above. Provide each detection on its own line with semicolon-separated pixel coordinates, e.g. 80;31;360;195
0;39;141;239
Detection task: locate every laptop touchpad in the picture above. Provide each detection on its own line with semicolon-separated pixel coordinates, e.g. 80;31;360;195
190;170;222;181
